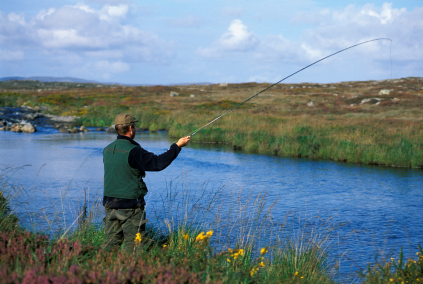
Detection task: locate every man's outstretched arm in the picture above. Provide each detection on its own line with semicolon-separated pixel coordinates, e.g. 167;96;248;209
129;136;190;171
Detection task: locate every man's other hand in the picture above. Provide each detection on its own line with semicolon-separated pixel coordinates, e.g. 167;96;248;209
176;136;190;147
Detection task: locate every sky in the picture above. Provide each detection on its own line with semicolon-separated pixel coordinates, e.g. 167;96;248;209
0;0;422;85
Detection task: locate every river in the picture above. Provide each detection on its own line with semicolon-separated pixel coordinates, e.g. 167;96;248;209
1;126;422;280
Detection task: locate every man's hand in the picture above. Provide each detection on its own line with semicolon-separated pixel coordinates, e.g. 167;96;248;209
176;136;190;147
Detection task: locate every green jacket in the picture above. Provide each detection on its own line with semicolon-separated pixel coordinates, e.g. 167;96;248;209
103;139;148;199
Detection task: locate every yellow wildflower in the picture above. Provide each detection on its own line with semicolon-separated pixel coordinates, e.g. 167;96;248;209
163;244;167;248
135;233;142;243
258;261;265;268
391;258;395;262
238;249;244;256
260;247;268;255
295;271;299;276
195;232;206;242
389;279;394;282
250;267;259;276
206;230;213;237
227;258;231;262
183;234;189;240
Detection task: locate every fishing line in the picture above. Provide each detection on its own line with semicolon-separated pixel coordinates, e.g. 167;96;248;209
188;38;392;137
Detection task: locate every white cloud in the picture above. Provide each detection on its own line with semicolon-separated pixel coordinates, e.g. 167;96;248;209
199;2;423;76
35;8;56;21
361;3;405;24
0;3;174;65
198;19;259;57
99;4;128;21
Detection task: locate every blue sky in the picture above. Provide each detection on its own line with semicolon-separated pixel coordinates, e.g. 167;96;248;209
1;0;422;85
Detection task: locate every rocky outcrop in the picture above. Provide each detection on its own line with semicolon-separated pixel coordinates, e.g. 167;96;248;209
379;89;392;95
44;114;77;123
59;127;71;133
10;123;37;133
52;122;73;129
58;126;89;133
95;127;106;131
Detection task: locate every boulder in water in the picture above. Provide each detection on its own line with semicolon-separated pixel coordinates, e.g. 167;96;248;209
95;127;106;131
10;123;37;133
106;125;117;133
59;128;70;133
70;127;80;133
21;123;37;133
80;126;89;132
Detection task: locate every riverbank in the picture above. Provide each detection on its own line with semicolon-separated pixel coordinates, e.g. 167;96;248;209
1;173;422;283
1;77;423;167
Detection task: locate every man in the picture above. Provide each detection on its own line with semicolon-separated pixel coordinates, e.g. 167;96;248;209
102;113;190;253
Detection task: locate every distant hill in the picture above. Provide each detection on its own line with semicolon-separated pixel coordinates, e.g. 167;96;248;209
0;76;108;84
0;76;213;86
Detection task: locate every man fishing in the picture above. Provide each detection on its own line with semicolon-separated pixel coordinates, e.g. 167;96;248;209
102;113;190;252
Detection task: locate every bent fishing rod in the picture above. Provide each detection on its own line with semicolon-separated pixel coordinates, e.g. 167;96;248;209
188;38;392;137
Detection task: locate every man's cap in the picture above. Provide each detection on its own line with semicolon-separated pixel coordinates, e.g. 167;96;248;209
114;113;138;125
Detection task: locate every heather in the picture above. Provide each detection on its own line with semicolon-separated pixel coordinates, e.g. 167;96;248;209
1;77;423;167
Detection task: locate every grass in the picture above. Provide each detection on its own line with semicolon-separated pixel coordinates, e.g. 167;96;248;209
1;78;423;167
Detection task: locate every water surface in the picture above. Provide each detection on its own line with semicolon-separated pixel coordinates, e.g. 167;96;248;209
1;127;422;279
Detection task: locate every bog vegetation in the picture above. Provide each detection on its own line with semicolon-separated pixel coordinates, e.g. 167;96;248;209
1;78;423;168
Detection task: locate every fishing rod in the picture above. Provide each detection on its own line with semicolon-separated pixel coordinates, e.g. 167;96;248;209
188;38;392;137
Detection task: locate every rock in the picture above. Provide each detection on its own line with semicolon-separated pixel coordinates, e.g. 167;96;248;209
10;123;37;133
52;122;72;129
21;123;37;133
392;98;400;102
95;127;106;131
70;127;80;133
22;113;40;121
44;114;77;122
378;89;391;95
307;101;314;107
219;82;228;87
170;92;179;97
106;125;117;133
59;128;70;133
80;126;89;132
10;124;22;132
360;98;381;104
190;94;195;97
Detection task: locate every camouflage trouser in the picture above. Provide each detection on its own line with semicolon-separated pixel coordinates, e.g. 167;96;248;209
102;207;147;253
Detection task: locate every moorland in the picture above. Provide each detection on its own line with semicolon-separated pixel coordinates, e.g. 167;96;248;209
1;77;423;167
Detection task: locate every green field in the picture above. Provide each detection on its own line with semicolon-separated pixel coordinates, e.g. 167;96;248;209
1;78;423;167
